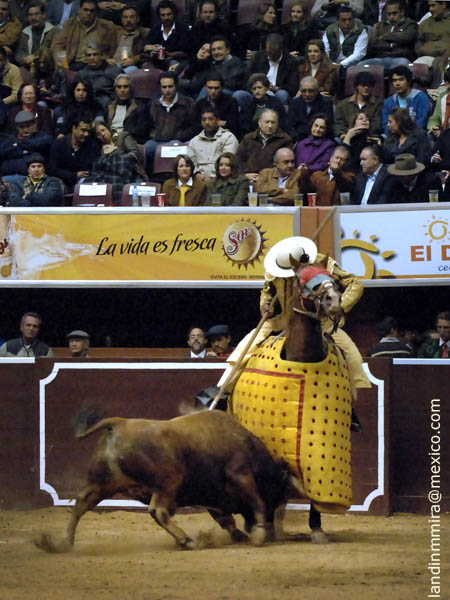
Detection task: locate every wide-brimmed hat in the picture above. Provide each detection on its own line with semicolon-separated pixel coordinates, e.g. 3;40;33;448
264;236;318;278
387;154;425;176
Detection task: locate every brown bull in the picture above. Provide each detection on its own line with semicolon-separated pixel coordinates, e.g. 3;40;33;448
36;410;303;552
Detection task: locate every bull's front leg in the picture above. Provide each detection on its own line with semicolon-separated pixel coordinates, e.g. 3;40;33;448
148;489;195;550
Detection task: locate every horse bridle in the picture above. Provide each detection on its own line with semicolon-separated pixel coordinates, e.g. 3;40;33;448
292;274;341;333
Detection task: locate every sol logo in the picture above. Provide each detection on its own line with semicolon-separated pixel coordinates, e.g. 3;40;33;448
423;217;450;242
222;220;267;268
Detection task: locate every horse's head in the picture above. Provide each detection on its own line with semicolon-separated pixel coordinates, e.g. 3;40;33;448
289;256;342;321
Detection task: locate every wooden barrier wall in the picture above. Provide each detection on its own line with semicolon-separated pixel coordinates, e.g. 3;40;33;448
0;357;448;516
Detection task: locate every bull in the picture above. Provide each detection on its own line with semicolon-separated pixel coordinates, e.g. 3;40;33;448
35;409;304;552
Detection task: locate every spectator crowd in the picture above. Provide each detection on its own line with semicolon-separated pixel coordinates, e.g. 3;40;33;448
0;0;449;206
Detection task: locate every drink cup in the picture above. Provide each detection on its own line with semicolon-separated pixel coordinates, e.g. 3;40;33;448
141;195;151;207
56;50;68;69
429;190;439;203
211;194;222;206
156;193;166;207
158;47;165;60
340;192;350;205
307;193;317;207
258;194;269;207
294;193;303;207
248;192;258;207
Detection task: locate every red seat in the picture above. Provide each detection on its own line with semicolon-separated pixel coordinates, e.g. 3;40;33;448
129;68;163;100
72;183;113;206
153;142;189;178
120;182;161;205
344;64;385;99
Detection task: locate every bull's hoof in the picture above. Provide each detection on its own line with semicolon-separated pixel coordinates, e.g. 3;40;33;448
33;532;72;554
231;529;249;543
178;537;195;550
250;525;266;547
310;529;330;544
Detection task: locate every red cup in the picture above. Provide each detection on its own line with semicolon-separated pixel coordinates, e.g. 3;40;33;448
156;193;166;207
158;47;165;60
307;193;317;207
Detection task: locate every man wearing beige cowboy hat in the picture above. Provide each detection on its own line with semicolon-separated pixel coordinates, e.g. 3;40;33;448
387;153;431;203
218;236;370;401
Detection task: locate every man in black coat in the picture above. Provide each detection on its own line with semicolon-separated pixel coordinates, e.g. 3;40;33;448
247;33;300;104
49;112;101;191
350;144;397;204
387;154;433;203
179;35;246;98
287;76;334;142
418;311;450;358
192;72;240;137
190;0;235;54
143;0;191;67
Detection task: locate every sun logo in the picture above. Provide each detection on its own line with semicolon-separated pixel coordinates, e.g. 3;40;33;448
222;220;267;269
423;216;450;243
341;230;396;279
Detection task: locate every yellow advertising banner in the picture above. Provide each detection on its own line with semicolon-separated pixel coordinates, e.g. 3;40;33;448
5;210;298;282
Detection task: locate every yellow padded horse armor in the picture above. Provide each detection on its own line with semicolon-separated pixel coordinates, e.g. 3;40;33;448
230;335;352;513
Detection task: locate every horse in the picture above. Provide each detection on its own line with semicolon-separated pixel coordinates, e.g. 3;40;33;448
230;259;353;543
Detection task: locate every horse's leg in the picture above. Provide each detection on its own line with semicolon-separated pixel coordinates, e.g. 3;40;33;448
309;504;330;544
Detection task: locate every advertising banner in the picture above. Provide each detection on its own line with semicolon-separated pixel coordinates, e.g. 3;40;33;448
340;206;450;281
1;209;298;283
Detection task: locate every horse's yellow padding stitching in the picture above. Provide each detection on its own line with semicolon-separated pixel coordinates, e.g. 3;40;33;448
231;336;353;513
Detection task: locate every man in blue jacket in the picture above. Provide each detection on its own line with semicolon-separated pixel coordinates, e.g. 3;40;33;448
382;65;432;132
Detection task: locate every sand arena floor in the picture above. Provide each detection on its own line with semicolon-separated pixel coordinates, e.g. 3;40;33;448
0;508;448;600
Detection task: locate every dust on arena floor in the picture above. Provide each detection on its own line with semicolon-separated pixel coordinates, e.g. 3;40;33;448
0;507;448;600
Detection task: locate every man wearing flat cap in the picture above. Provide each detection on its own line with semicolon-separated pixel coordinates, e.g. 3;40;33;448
0;110;53;176
388;153;431;203
7;152;64;206
206;324;233;357
67;330;90;357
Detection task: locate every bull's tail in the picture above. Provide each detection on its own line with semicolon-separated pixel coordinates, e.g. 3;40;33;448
73;406;122;440
76;418;123;440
